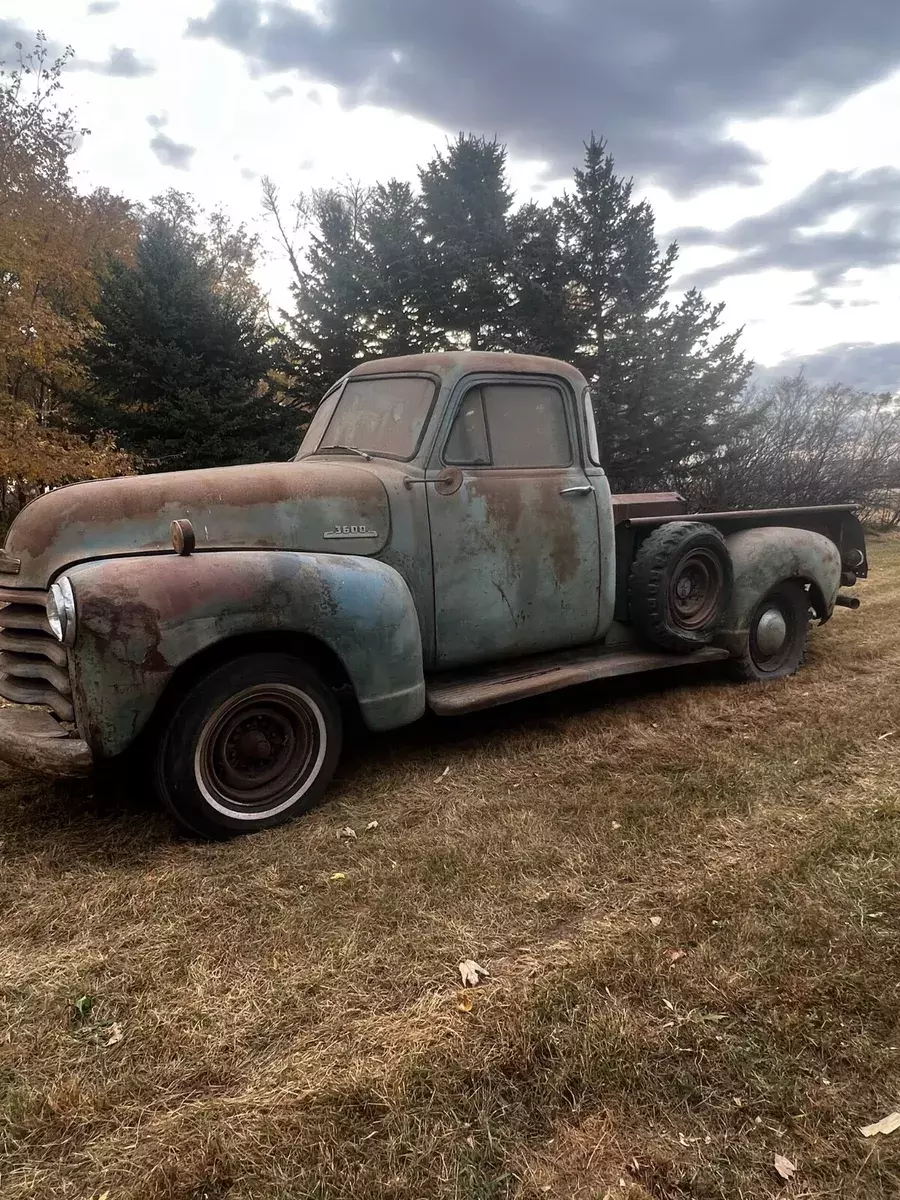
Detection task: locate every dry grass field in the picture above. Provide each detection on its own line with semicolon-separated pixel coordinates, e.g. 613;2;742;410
2;540;900;1199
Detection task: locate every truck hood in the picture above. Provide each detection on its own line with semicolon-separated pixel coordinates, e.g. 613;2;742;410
2;460;390;588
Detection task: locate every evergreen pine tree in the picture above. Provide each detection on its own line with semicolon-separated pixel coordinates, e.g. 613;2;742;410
72;213;298;472
418;134;514;351
558;135;751;490
361;180;430;358
277;184;370;411
505;201;576;358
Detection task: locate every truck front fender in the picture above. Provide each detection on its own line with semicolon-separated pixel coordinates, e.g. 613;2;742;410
717;526;842;654
66;551;425;758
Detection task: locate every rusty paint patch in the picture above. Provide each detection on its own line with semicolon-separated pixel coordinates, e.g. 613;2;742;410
351;350;585;386
534;476;579;586
67;550;426;756
468;474;525;537
5;460;391;588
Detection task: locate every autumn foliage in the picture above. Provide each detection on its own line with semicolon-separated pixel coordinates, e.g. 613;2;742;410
0;37;134;518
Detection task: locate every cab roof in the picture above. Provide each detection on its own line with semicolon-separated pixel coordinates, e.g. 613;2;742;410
349;351;586;388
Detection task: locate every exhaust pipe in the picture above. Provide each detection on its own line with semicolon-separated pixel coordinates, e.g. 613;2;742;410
835;594;860;609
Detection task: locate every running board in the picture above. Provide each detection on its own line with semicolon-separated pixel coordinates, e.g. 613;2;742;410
426;644;729;716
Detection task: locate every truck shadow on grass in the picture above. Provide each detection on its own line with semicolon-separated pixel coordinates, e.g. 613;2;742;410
354;658;729;769
1;656;730;868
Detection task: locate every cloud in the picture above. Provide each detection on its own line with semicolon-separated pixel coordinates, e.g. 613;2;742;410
74;45;156;76
150;132;196;169
0;18;25;62
757;342;900;392
240;166;258;180
186;0;900;193
0;18;61;64
673;167;900;299
264;84;292;101
87;1;120;13
146;115;195;169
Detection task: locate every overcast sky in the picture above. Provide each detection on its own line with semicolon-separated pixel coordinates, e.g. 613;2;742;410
4;0;900;390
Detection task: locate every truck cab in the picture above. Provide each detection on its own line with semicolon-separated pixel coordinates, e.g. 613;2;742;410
296;352;616;668
0;352;867;837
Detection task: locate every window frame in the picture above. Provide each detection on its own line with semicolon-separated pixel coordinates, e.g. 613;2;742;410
582;387;602;466
442;386;491;466
303;371;441;463
293;376;348;460
440;377;575;470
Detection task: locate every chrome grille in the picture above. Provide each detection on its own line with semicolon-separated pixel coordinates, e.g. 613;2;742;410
0;587;75;721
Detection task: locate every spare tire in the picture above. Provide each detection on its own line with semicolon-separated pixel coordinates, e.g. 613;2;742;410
628;521;733;652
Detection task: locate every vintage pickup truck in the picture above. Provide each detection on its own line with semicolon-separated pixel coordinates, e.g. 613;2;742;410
0;352;867;836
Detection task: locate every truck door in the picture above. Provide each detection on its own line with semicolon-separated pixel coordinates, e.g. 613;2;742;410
427;375;600;668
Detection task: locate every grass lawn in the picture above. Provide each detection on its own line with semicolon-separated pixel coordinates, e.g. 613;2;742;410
2;539;900;1199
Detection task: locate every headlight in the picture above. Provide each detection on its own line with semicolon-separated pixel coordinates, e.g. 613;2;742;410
47;577;76;647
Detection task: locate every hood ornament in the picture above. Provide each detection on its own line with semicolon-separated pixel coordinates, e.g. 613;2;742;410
171;519;196;556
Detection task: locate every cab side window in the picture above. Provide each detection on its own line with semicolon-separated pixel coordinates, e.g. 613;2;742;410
444;390;490;464
444;383;572;468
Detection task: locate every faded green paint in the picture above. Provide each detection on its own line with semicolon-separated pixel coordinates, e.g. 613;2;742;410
5;460;392;588
716;526;842;655
67;551;425;756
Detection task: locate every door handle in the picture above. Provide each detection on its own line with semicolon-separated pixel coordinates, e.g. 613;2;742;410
559;484;594;497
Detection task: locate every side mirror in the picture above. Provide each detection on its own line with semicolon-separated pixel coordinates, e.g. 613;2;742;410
403;466;464;494
433;466;463;496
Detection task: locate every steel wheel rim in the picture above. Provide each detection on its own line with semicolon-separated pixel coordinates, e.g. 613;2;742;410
749;595;798;673
668;548;724;630
194;684;327;820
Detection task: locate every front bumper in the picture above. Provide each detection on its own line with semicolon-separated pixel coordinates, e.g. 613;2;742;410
0;707;93;777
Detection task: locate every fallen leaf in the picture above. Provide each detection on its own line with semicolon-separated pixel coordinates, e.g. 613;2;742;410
456;991;473;1013
861;1111;900;1137
458;959;489;987
774;1153;796;1180
330;872;346;881
650;915;663;927
104;1022;123;1047
365;820;379;832
434;765;451;782
611;821;621;830
666;948;686;963
338;825;357;840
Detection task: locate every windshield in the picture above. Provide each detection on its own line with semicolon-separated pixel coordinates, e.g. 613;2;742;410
305;375;437;461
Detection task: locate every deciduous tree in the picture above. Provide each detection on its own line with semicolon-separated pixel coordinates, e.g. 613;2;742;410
0;37;134;518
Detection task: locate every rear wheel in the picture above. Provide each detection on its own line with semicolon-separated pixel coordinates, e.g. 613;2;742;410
154;653;342;837
729;580;810;682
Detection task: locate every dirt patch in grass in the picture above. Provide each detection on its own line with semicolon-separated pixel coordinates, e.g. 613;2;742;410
2;540;900;1198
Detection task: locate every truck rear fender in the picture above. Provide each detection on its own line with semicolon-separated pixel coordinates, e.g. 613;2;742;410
66;550;425;759
717;526;842;654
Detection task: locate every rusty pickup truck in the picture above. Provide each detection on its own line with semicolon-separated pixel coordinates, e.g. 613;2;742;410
0;352;867;836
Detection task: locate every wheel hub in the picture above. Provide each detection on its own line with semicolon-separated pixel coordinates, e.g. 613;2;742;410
237;728;273;761
668;550;724;630
755;607;788;656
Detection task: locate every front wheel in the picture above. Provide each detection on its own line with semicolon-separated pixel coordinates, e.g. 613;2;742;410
154;654;342;837
729;580;810;682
